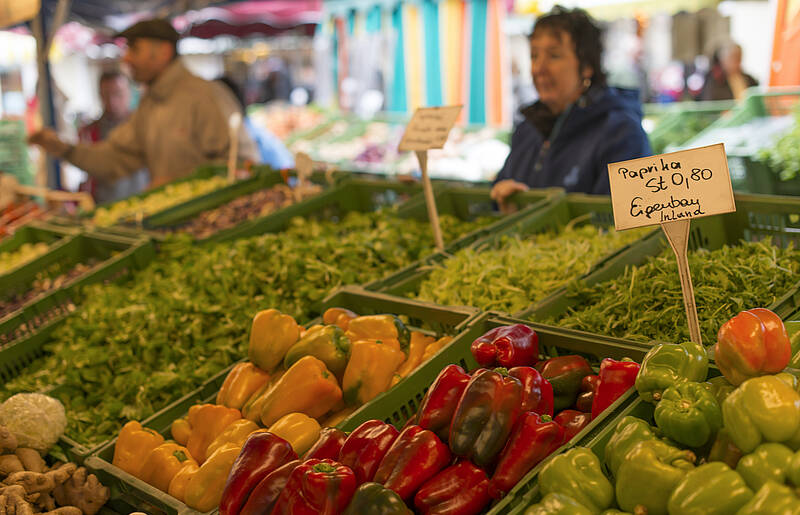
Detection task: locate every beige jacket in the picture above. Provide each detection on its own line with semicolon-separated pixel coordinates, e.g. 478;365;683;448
66;60;257;188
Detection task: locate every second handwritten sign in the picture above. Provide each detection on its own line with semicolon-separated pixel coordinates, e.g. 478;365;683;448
608;143;736;231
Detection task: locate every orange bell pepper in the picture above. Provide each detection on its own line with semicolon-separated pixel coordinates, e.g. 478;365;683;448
168;461;199;502
171;417;192;446
184;443;240;511
138;442;197;492
391;331;436;386
216;362;270;410
112;421;165;477
323;307;359;330
206;419;263;458
186;404;242;464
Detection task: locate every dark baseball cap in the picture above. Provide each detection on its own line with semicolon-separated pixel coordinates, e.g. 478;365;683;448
115;18;180;44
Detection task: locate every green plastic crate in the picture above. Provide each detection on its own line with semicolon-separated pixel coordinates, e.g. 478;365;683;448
338;311;651;514
87;286;478;515
648;100;735;154
366;194;655;316
523;192;800;342
0;222;78;282
0;233;156;383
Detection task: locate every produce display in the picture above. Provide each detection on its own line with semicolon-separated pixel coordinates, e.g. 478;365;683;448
524;307;800;514
108;306;453;511
0;260;98;319
415;224;650;313
759;103;800;181
551;239;800;345
0;301;76;348
0;242;51;275
0;393;110;515
170;323;642;514
90;175;229;226
1;201;47;239
649;113;719;154
162;182;322;239
1;210;490;447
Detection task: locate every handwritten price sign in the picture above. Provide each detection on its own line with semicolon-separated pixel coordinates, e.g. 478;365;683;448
608;143;736;230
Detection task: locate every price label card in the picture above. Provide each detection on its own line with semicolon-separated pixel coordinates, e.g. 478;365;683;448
398;106;463;151
608;143;736;231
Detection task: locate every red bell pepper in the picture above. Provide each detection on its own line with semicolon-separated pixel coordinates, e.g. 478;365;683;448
508;366;554;416
238;459;301;515
270;458;357;515
554;410;592;441
535;355;593;412
416;364;471;441
591;358;640;419
575;374;599;413
471;324;539;368
373;425;452;502
414;461;492;515
449;368;523;469
714;307;792;385
303;427;347;461
338;420;399;485
489;412;565;499
219;432;298;515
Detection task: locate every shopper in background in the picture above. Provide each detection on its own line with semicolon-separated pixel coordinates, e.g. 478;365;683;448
700;42;758;101
29;18;256;189
491;6;651;207
78;71;148;203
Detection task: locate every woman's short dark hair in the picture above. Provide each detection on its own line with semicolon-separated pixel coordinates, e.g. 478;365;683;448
531;5;607;88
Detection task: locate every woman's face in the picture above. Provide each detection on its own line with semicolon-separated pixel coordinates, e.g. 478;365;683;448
530;29;590;114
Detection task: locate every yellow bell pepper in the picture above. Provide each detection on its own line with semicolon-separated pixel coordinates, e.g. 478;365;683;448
205;419;261;458
322;307;359;330
421;336;453;362
168;461;199;502
267;413;322;456
300;324;325;338
138;442;197;492
256;356;343;427
216;362;270;410
342;339;406;406
345;314;410;352
248;309;302;372
186;404;242;464
321;407;357;428
184;442;240;512
170;417;192;446
112;421;165;478
391;331;436;386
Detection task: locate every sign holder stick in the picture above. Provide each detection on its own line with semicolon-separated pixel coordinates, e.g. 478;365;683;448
227;112;242;184
415;149;444;251
661;219;703;345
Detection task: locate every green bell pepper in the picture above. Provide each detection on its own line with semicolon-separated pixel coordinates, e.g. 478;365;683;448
635;340;708;403
654;380;722;448
615;440;695;515
735;480;800;515
667;462;753;515
538;447;614;514
736;443;796;492
600;511;631;515
723;375;800;454
524;493;594;515
284;325;351;380
704;375;736;405
342;482;411;515
604;416;660;478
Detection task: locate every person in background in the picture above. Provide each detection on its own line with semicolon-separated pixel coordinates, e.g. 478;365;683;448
78;71;148;203
28;18;256;189
262;57;292;103
700;42;758;101
491;6;651;207
217;76;294;170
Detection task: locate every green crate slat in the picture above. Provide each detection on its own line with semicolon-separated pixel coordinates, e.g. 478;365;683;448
648;100;736;154
88;286;479;515
523;192;800;345
369;193;656;317
0;235;156;385
0;222;79;284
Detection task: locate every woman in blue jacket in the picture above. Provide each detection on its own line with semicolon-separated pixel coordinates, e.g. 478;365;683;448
492;6;651;209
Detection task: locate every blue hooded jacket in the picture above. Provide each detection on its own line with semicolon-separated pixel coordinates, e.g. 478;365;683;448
495;87;652;194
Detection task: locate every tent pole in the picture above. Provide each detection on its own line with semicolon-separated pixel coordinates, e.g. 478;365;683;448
32;6;60;189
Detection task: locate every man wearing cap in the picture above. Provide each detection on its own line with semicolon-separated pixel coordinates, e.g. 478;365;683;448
29;18;256;189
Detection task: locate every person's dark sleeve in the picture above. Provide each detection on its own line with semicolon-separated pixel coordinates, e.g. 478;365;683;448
493;123;526;184
593;116;652;195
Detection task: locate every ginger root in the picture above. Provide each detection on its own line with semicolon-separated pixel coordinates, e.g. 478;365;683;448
42;508;81;515
15;450;45;474
0;427;16;454
1;484;34;515
53;467;108;515
2;471;54;494
0;456;23;476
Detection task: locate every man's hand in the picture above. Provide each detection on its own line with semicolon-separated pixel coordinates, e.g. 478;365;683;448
28;128;71;157
490;179;529;214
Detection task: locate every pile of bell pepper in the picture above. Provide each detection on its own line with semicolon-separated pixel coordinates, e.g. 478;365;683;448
109;306;453;512
526;307;800;514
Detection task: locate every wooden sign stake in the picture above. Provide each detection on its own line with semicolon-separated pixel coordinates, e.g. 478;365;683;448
661;219;702;345
295;152;312;187
227;112;242;184
415;150;444;251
